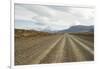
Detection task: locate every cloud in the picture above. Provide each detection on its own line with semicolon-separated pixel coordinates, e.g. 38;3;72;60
15;4;95;31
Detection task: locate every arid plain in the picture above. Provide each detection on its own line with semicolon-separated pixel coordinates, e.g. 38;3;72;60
15;29;94;65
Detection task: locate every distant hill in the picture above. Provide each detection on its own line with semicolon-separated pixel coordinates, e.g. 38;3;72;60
15;29;55;38
15;25;94;35
58;25;94;33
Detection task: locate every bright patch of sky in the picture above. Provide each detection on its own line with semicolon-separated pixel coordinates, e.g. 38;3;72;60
15;4;95;31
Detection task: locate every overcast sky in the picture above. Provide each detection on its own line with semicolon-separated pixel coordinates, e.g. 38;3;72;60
15;4;95;31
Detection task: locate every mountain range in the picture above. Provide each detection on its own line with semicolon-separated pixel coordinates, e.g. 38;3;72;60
40;25;94;33
58;25;94;33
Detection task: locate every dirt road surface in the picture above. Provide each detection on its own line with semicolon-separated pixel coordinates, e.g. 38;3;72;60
15;31;94;65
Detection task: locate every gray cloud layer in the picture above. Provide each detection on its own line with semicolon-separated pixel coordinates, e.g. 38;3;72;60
15;4;95;31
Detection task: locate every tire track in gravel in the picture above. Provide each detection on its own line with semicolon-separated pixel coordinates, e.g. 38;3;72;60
68;34;94;55
66;33;86;61
69;34;94;49
15;35;63;65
